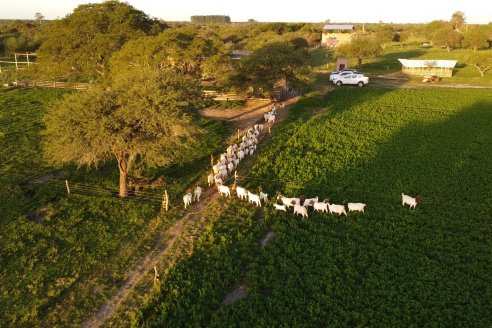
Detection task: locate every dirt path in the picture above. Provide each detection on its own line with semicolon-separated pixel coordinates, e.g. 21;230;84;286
81;187;217;328
82;98;297;328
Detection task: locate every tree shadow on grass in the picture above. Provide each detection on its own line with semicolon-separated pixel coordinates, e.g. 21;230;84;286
304;99;492;325
217;94;492;327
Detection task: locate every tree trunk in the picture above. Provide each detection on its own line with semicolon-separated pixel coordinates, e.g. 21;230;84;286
113;149;135;198
119;167;128;198
357;57;363;69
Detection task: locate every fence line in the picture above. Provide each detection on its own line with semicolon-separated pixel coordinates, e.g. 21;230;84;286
15;82;273;101
17;80;92;91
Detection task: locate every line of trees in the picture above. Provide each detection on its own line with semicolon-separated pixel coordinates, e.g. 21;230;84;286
191;15;231;24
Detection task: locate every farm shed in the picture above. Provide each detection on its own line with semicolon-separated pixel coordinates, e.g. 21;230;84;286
398;59;457;77
321;25;354;48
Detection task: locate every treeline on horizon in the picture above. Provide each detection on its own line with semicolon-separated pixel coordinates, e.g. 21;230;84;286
0;1;491;84
190;15;231;24
2;17;490;53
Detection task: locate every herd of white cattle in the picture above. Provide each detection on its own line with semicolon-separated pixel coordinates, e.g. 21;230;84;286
185;182;422;218
182;103;280;210
182;102;422;216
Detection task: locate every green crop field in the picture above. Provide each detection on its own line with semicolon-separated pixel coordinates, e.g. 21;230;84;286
135;88;492;327
0;88;227;326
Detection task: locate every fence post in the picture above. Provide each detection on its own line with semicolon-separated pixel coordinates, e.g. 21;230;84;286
65;180;70;195
234;171;237;185
237;129;240;140
153;266;160;287
165;190;169;212
162;190;169;212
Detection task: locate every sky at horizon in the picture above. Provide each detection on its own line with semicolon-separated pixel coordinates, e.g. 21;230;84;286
1;0;491;24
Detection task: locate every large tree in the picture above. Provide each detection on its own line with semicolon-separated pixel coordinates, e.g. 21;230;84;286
336;35;382;68
397;31;410;48
43;67;203;197
462;27;489;51
375;25;395;49
432;27;463;52
450;11;466;32
109;27;230;81
34;12;44;26
425;20;451;40
35;1;163;80
228;42;312;96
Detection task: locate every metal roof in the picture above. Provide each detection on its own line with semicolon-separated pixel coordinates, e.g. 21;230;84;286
398;59;457;69
322;25;354;30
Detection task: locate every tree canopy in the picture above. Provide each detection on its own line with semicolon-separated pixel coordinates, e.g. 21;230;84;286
43;67;203;197
462;26;489;51
228;42;312;96
35;1;164;80
432;27;463;52
190;15;231;24
336;35;382;68
450;11;466;31
375;25;395;48
109;27;230;81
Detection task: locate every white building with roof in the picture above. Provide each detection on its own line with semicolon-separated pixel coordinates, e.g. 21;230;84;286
398;59;458;77
321;24;354;48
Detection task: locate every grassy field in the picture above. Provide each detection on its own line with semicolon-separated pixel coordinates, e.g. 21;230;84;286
0;88;228;326
135;88;492;326
308;45;492;85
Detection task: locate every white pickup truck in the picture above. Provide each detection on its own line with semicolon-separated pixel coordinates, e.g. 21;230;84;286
332;73;369;87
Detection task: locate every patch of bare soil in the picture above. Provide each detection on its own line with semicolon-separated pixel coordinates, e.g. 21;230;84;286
221;285;248;306
260;230;276;248
202;97;298;132
25;170;68;185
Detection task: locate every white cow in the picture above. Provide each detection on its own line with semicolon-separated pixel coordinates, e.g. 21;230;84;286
328;203;347;216
236;186;248;200
259;192;268;203
227;162;234;174
273;203;287;212
193;186;202;202
207;173;214;187
218;185;231;197
248;191;262;207
402;193;421;209
346;202;366;213
303;197;319;207
183;193;192;209
313;202;328;213
293;204;308;219
277;195;301;208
